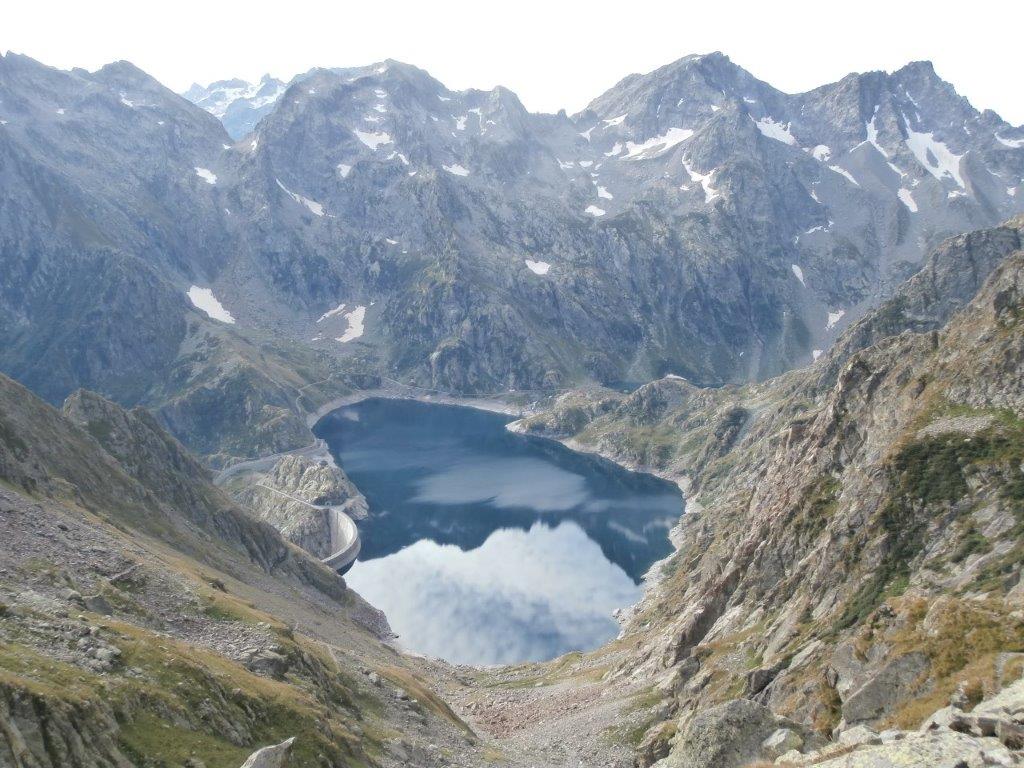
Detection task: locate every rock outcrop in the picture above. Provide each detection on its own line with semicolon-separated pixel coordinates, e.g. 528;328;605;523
650;662;1024;767
56;387;345;594
239;737;296;768
657;699;822;767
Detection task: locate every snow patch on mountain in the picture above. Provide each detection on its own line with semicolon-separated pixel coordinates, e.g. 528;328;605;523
860;111;888;157
187;286;235;324
754;117;797;146
996;133;1024;149
904;123;964;188
829;164;860;186
353;129;392;150
622;127;693;160
810;145;832;162
275;179;325;216
682;160;719;203
337;306;366;343
525;260;551;275
855;111;907;181
317;303;347;323
194;167;217;185
898;188;918;212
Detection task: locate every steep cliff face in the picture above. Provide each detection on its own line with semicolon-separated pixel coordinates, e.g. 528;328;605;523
513;221;1024;764
816;216;1024;390
0;53;354;467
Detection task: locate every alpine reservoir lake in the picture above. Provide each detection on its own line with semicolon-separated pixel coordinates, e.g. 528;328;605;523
314;398;682;665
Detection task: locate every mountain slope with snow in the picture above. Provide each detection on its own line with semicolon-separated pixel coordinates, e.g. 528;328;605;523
2;51;1023;462
183;74;286;138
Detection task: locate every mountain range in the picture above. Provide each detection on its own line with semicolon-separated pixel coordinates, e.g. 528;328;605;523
2;50;1022;464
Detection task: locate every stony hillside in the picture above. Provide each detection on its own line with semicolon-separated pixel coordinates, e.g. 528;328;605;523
512;217;1024;765
0;370;690;766
0;373;490;767
3;52;1023;466
2;224;1024;767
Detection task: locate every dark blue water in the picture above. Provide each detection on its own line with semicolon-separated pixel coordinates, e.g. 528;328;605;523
314;398;681;665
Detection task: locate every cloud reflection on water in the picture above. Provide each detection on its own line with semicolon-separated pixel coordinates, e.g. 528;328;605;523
411;456;593;512
345;521;639;665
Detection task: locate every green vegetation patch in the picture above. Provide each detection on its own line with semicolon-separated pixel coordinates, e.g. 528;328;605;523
792;475;840;542
2;612;378;768
836;421;1024;629
119;711;251;768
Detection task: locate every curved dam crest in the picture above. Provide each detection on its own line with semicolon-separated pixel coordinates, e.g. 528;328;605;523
251;476;362;573
314;397;682;666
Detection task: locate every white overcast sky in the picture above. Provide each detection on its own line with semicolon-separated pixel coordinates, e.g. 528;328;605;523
4;0;1022;124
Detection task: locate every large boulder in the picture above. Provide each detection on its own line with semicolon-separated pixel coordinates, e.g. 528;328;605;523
840;652;930;726
659;699;815;768
791;730;1014;767
239;737;295;768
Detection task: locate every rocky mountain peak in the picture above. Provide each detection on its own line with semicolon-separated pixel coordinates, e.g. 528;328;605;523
579;50;762;129
377;58;447;91
92;58;153;85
